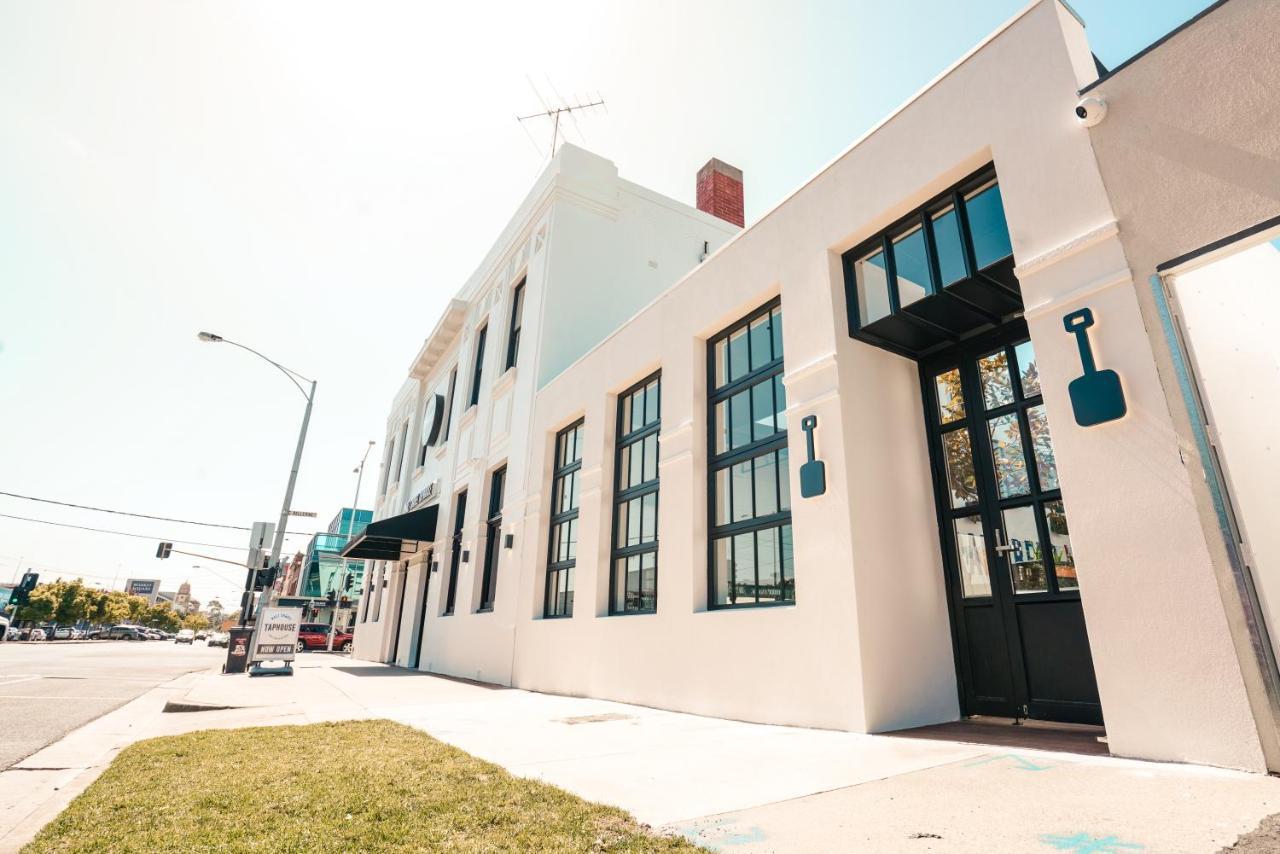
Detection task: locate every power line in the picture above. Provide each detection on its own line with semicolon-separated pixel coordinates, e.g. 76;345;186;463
0;490;313;537
0;511;254;552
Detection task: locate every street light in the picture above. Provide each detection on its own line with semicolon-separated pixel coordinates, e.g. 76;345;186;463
329;440;375;651
197;331;316;622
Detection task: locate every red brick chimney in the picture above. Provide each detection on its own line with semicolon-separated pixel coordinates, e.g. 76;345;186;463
696;158;744;227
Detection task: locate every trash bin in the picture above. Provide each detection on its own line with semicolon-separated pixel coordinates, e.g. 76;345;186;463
224;626;255;674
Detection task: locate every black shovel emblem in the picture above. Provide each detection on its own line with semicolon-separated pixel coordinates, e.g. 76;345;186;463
799;415;826;498
1064;308;1126;427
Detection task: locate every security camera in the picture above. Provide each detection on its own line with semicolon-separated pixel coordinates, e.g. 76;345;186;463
1075;96;1107;128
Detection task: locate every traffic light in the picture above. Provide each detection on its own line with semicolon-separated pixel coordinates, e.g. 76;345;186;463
325;590;336;608
10;571;38;607
156;542;173;559
253;564;279;591
344;574;354;592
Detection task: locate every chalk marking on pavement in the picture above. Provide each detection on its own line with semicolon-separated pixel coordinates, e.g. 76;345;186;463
1040;831;1143;852
964;752;1054;771
0;695;136;701
0;676;42;688
671;818;767;848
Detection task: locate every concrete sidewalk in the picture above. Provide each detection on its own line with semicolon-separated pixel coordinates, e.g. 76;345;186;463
4;656;1279;853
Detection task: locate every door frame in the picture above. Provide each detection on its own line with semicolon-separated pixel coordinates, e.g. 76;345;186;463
920;318;1101;724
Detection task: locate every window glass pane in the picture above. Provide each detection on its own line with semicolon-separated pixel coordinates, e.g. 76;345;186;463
756;526;781;603
1014;340;1041;398
778;448;791;511
714;468;730;525
640;552;657;611
1027;405;1059;491
714;340;728;389
855;249;891;325
640;492;657;542
780;524;794;601
729;389;752;449
771;307;783;362
561;567;574;614
613;558;633;613
892;225;930;307
773;374;787;433
978;350;1014;409
942;428;978;508
1044;500;1077;590
728;327;749;382
988;414;1030;498
713;537;732;606
966;182;1013;270
935;369;965;424
1003;505;1046;593
731;460;753;522
754;452;779;518
644;380;659;425
932;205;967;287
714;400;729;454
642;434;658;483
732;531;756;605
751;378;775;442
629;436;644;486
617;445;633;490
954;516;991;598
749;313;774;371
565;518;577;560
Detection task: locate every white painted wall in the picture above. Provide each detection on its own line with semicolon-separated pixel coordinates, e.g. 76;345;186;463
1171;242;1280;667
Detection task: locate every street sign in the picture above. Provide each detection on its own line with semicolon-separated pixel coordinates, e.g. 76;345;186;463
250;607;302;662
287;510;318;518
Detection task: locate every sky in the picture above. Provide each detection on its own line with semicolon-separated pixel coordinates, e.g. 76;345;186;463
0;0;1214;609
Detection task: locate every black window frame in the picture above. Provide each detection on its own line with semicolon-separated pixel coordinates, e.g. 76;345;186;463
706;298;794;609
843;165;1014;339
467;325;487;409
443;490;467;616
610;373;661;615
478;466;506;612
544;419;584;618
505;279;525;371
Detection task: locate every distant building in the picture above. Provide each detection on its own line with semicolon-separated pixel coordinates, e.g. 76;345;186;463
123;578;161;604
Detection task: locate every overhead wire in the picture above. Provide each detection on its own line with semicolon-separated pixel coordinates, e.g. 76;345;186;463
0;490;313;537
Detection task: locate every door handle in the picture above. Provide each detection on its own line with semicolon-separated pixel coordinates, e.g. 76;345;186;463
993;527;1015;554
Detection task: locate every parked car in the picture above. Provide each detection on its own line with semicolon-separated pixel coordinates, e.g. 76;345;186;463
195;631;208;640
295;623;354;653
104;625;144;640
175;629;195;645
0;615;8;642
29;628;46;641
207;631;229;648
51;626;73;640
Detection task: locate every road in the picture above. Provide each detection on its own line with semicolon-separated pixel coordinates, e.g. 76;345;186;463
0;640;223;770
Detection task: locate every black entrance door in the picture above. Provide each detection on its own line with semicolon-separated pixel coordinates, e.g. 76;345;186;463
921;320;1102;725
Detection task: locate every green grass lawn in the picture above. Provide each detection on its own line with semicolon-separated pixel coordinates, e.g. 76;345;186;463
24;720;701;853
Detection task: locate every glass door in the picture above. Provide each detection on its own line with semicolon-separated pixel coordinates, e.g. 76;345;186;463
923;320;1102;725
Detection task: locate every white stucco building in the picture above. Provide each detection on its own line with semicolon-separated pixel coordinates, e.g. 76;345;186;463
349;0;1280;775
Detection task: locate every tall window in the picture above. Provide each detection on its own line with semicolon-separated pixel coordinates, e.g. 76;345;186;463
545;420;583;617
611;374;660;614
505;280;525;370
708;300;793;608
392;421;409;485
442;366;458;442
468;325;487;408
479;466;506;611
444;490;467;616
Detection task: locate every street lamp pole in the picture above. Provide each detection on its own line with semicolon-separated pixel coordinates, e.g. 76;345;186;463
197;331;315;623
329;440;374;651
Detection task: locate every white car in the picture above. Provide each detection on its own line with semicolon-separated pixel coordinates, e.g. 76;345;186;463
175;629;196;645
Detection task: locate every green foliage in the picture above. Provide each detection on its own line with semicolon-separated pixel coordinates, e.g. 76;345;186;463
12;579;169;628
25;721;701;853
181;612;210;632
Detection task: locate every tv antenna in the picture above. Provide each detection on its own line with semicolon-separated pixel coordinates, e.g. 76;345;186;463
518;79;605;156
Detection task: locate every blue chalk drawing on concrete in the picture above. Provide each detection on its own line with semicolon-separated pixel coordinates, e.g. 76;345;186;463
671;818;766;849
964;753;1054;771
1040;832;1144;852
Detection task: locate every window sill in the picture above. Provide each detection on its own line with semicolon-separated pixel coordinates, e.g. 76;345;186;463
540;613;573;620
475;607;494;614
441;610;455;617
458;407;478;429
607;609;657;618
706;601;796;612
492;366;517;395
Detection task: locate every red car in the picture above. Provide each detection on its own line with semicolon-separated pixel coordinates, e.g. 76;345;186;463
296;623;354;653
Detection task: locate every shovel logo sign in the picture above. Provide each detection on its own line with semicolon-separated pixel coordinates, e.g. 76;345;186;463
1063;308;1126;427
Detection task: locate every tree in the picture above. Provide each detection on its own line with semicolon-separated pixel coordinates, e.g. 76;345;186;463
181;613;210;632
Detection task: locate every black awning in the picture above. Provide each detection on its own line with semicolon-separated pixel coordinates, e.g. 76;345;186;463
339;504;439;561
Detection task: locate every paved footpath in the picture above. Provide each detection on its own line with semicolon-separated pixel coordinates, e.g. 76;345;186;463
3;655;1278;853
